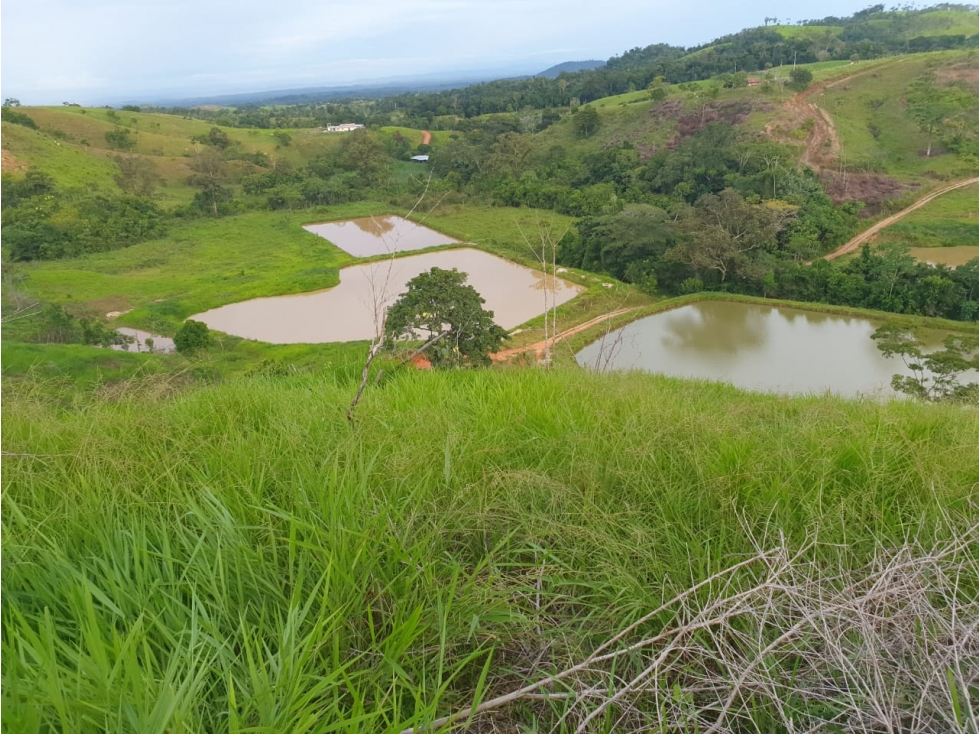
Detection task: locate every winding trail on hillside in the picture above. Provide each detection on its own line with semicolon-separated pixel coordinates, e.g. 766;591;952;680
491;308;636;362
766;62;903;170
824;177;979;260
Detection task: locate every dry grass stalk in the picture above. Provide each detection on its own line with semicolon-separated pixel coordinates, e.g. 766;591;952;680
402;525;979;734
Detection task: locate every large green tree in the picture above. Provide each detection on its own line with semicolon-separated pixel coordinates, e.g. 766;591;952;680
188;148;231;215
667;189;790;282
573;106;601;137
906;76;972;157
113;155;160;197
385;267;507;368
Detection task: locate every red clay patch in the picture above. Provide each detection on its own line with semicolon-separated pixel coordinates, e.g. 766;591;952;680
1;150;29;175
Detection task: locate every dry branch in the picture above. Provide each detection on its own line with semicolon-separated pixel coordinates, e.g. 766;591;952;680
401;525;979;734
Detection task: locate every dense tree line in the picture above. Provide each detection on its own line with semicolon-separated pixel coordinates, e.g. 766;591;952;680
558;198;978;321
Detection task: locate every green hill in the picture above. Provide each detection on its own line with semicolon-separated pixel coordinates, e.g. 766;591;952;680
2;107;349;206
531;50;979;196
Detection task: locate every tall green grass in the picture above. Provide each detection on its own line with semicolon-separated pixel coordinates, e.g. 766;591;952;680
3;368;977;731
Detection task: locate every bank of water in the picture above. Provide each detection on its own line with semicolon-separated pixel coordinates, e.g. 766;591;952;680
576;300;967;397
909;246;979;268
303;216;458;257
191;248;582;344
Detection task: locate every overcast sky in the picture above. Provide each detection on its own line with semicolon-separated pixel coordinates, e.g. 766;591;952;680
3;0;875;105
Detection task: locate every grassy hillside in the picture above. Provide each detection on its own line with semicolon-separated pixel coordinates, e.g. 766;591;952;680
3;367;977;732
531;50;979;203
2;107;349;206
812;52;978;180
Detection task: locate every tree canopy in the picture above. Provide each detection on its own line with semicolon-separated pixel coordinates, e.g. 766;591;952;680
385;267;508;368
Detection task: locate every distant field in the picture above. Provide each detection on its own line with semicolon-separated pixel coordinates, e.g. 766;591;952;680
773;24;845;39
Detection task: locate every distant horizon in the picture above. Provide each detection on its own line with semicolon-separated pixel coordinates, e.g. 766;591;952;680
2;0;883;106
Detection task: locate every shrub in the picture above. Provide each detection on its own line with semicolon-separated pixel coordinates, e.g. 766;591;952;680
174;320;212;353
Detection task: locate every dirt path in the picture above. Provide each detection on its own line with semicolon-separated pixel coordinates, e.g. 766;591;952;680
824;177;979;260
420;130;432;145
766;64;896;171
491;308;635;362
767;95;839;170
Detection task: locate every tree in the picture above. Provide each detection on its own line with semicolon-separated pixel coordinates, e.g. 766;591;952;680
486;132;533;178
385;267;507;368
906;76;971;157
174;320;212;353
573;106;601;137
667;189;789;282
188;148;230;215
789;67;813;90
192;126;231;150
113;155;160;196
337;130;391;186
872;323;978;402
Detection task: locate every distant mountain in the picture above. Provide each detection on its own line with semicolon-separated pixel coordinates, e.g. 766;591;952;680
537;60;606;78
150;75;505;108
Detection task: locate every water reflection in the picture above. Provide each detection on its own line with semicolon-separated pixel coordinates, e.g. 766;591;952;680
303;216;458;257
576;301;972;397
351;216;396;236
191;248;583;344
661;301;767;354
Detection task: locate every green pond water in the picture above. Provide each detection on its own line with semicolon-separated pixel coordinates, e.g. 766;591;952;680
576;301;970;397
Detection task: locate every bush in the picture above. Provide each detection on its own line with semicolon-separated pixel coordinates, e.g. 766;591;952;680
174;320;212;353
1;107;37;129
789;68;814;90
104;128;136;151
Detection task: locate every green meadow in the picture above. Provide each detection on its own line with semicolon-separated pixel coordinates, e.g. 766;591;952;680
3;366;977;732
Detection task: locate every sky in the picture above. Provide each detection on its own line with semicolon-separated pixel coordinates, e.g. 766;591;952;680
2;0;877;105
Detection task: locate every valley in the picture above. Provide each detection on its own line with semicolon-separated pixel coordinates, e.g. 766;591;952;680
3;4;979;732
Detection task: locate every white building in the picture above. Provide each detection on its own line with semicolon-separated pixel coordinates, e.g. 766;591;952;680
324;123;365;133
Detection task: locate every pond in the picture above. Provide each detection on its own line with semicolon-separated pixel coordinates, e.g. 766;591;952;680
111;328;176;354
191;248;583;344
303;216;459;257
909;246;979;268
576;300;967;397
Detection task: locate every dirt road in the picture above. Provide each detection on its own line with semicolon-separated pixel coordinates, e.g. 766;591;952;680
824;177;979;260
491;308;635;362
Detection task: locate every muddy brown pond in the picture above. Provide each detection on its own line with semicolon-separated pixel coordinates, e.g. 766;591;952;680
576;300;972;397
303;216;458;257
191;248;582;343
909;246;979;268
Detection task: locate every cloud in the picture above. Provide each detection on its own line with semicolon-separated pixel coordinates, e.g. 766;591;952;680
1;0;875;104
